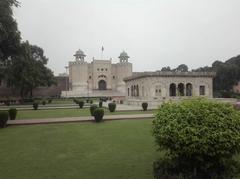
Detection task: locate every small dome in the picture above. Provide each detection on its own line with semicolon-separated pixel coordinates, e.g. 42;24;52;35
74;49;86;57
119;51;129;58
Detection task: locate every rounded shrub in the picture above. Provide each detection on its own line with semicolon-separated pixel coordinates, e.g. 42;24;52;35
0;111;9;128
33;102;39;110
153;98;240;178
108;102;116;112
99;101;103;108
78;100;84;109
73;98;78;104
42;100;46;105
90;104;98;116
8;108;17;120
48;99;52;104
93;108;104;122
142;102;148;111
90;100;93;104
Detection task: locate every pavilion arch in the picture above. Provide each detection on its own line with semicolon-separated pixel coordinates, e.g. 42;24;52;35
131;86;133;96
177;83;184;96
136;85;139;97
186;83;193;96
169;83;176;97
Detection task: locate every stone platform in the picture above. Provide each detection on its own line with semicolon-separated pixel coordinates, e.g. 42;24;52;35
61;89;125;98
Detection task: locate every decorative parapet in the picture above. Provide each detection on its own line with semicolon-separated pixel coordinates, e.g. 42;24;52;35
69;61;88;65
123;71;216;82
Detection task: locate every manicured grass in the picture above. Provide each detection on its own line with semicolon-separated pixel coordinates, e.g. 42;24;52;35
0;119;159;179
16;108;156;120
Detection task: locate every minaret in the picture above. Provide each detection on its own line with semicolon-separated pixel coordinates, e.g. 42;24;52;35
119;51;129;63
116;51;132;94
74;49;86;62
69;49;88;95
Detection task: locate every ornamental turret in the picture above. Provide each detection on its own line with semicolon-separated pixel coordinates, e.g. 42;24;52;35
119;51;129;63
74;49;86;61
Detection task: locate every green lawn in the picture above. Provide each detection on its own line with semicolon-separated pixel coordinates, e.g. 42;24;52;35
16;108;156;120
0;119;159;179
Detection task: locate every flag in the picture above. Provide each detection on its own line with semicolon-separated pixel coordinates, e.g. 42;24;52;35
102;46;104;52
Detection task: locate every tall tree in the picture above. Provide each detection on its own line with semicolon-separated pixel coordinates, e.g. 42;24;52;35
161;66;171;71
0;0;21;62
174;64;188;72
7;41;56;97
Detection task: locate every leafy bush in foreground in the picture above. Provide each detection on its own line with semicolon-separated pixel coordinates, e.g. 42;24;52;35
93;108;104;122
90;104;98;116
8;108;17;120
0;112;9;128
153;99;240;178
108;102;116;112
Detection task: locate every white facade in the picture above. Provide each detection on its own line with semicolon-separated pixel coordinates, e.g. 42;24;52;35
124;71;215;105
62;49;132;97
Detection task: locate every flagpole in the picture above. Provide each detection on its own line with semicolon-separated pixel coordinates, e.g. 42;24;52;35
101;46;104;60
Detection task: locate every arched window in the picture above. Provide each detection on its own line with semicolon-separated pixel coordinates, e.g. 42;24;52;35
200;86;205;95
178;83;184;96
186;83;193;96
169;83;176;97
155;85;161;96
128;88;130;96
131;86;133;97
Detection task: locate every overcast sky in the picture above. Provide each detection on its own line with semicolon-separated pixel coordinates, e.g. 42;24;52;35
14;0;240;75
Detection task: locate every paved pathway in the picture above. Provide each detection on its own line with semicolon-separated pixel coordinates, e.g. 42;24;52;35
7;113;155;126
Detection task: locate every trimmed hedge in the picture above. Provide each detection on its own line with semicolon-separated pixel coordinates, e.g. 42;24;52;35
42;100;46;105
142;102;148;111
0;111;9;128
93;108;104;122
8;108;17;120
78;100;84;109
90;104;98;116
108;102;116;112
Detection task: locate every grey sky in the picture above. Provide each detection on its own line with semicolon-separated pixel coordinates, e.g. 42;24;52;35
14;0;240;75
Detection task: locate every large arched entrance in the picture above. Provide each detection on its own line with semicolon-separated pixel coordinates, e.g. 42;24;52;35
98;80;107;90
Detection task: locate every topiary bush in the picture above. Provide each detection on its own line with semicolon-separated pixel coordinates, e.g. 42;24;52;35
42;100;46;105
153;98;240;178
108;102;116;112
93;108;104;122
48;99;52;104
99;101;103;108
78;100;84;109
142;102;148;111
0;111;9;128
90;104;98;116
8;108;17;120
33;102;39;110
73;98;78;104
90;100;93;104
